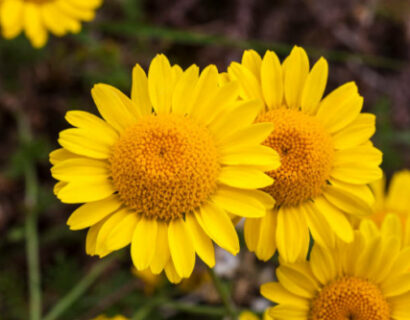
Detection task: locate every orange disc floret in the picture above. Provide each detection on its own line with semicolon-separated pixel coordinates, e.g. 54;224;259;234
110;113;220;221
310;276;390;320
257;108;334;206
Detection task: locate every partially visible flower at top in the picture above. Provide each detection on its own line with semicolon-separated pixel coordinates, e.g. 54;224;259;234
131;267;163;295
261;225;410;320
227;47;382;263
239;310;271;320
369;170;410;227
93;315;128;320
50;54;279;283
0;0;103;48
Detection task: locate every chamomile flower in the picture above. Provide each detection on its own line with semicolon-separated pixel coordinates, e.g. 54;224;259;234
228;47;382;263
50;54;279;283
0;0;102;48
261;227;410;320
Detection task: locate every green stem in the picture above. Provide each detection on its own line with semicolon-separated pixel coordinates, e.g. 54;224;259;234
43;258;114;320
208;268;237;319
18;113;42;320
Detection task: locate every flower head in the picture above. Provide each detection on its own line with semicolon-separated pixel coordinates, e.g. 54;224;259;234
369;170;410;227
0;0;102;48
50;54;279;283
261;226;410;320
228;47;382;263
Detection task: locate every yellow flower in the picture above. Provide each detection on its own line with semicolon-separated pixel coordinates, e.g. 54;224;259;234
0;0;102;48
50;54;279;283
93;316;128;320
131;267;163;295
261;227;410;319
239;310;271;320
370;170;410;227
228;47;382;263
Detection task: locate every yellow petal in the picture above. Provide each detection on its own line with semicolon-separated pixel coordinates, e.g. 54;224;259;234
276;207;310;263
276;263;318;298
301;57;328;115
131;218;158;270
316;82;362;133
148;54;173;114
228;62;263;101
302;201;335;248
67;195;122;230
164;260;183;284
185;65;219;116
131;64;152;116
150;221;170;274
283;46;309;109
56;1;95;21
212;186;266;218
195;203;239;255
313;196;354;243
191;80;239;124
359;219;380;241
1;0;24;39
171;64;199;115
381;214;402;240
255;210;277;261
261;50;283;109
218;123;274;149
24;3;48;48
57;179;116;204
49;148;78;165
95;209;130;257
324;178;374;216
309;245;336;285
105;211;140;252
241;49;262;80
210;99;263;141
65;110;118;141
220;145;280;171
85;218;107;256
331;146;383;184
244;218;261;252
168;219;195;278
185;213;215;268
218;166;273;189
261;282;308;307
91;84;139;133
332;113;375;150
386;170;410;214
58;128;112;159
51;158;110;182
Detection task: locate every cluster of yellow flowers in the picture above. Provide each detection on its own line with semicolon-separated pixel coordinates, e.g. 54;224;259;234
3;2;409;319
49;49;410;319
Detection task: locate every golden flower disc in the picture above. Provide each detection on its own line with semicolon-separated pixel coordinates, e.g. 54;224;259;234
110;114;220;221
257;108;334;206
310;276;390;320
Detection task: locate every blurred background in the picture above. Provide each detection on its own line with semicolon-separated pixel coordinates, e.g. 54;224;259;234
0;0;409;319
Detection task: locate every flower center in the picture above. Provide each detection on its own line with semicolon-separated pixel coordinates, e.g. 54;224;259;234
257;108;334;207
110;114;220;221
310;276;390;320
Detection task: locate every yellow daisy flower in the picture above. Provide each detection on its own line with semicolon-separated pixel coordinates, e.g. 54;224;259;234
50;54;279;283
239;310;271;320
93;315;128;320
370;170;410;227
228;46;382;263
261;227;410;320
0;0;102;48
